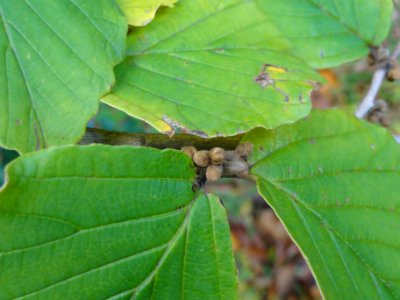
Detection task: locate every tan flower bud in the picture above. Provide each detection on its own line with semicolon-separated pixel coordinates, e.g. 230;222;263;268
387;67;400;82
380;114;392;127
209;147;225;164
224;150;240;161
206;164;223;182
236;142;253;157
181;146;197;159
193;150;210;167
223;158;249;176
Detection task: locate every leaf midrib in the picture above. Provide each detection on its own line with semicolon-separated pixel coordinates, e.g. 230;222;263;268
130;60;306;106
12;243;169;300
0;208;187;257
208;195;224;299
69;0;121;59
6;199;197;299
129;192;200;299
16;175;193;182
269;168;400;183
304;0;366;43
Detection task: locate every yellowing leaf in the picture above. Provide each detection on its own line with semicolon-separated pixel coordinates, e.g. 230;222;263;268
117;0;177;26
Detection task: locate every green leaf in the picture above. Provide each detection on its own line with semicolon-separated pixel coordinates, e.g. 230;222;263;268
117;0;178;27
104;0;392;137
0;145;237;299
257;0;393;68
243;110;400;299
103;0;322;137
0;1;127;154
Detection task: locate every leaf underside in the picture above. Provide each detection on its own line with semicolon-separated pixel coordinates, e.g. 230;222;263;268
0;146;237;300
243;110;400;300
0;0;127;154
103;0;391;137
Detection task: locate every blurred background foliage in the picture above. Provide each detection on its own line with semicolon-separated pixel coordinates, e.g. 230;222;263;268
1;3;399;299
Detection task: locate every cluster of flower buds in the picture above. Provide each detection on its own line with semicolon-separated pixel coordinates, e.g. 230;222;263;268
387;63;400;82
367;46;400;82
181;142;253;182
367;99;391;127
367;47;389;68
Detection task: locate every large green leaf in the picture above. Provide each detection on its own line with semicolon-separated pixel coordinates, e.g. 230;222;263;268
0;146;237;299
104;0;391;137
103;0;322;137
0;1;127;154
243;110;400;299
258;0;393;68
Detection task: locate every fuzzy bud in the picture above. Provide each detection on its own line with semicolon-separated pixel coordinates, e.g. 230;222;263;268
380;114;392;127
193;150;210;167
181;146;197;159
237;169;249;178
209;147;225;164
387;67;400;82
374;99;388;112
236;142;253;158
367;113;381;124
223;158;249;176
206;164;223;182
224;150;240;161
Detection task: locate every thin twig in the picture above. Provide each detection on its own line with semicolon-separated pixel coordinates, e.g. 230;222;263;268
80;127;243;150
355;41;400;119
354;69;387;118
391;41;400;60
